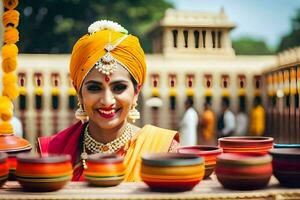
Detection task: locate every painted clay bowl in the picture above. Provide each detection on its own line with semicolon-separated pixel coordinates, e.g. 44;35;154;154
16;153;72;192
218;136;273;155
6;149;31;180
269;148;300;187
216;153;272;190
0;134;31;181
84;154;125;187
0;152;9;187
177;145;222;179
274;144;300;148
141;153;204;192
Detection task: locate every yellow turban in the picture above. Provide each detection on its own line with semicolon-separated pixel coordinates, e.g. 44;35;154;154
70;26;146;92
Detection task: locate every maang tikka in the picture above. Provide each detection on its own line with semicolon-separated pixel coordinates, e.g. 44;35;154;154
94;33;128;79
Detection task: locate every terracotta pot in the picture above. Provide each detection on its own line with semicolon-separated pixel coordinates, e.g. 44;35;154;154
141;153;204;192
16;153;72;192
0;152;9;187
84;154;125;187
216;153;272;190
177;145;222;179
218;136;273;155
0;134;32;180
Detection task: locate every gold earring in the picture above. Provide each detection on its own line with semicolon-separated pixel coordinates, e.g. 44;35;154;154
75;102;89;123
128;102;140;123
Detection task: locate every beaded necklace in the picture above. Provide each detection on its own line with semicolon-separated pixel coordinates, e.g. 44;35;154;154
80;123;133;169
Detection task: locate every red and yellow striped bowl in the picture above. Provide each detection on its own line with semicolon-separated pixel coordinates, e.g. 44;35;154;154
177;145;222;179
16;153;72;192
218;136;273;155
84;154;125;187
141;153;205;192
216;153;272;190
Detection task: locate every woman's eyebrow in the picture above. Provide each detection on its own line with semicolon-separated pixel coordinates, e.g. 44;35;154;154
110;80;129;84
84;80;102;85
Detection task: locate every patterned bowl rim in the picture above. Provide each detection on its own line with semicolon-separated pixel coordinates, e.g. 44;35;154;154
17;153;71;163
87;153;123;164
217;153;272;165
177;145;223;156
142;153;204;167
219;136;273;143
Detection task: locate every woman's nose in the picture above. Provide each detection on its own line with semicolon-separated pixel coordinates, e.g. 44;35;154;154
101;90;116;107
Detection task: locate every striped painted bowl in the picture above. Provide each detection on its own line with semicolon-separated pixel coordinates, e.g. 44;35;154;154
218;136;273;155
16;153;72;192
177;145;222;179
269;148;300;188
216;153;272;190
0;152;9;187
84;154;125;187
141;153;205;192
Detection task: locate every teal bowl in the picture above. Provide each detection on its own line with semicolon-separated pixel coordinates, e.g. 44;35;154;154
274;144;300;148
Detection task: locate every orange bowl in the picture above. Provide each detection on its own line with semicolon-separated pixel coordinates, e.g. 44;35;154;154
84;154;125;187
141;153;205;192
16;153;72;192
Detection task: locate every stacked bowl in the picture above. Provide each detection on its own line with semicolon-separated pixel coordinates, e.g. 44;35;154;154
215;153;272;190
0;152;9;187
177;145;222;179
274;144;300;148
218;136;273;155
141;153;205;192
84;154;125;187
269;148;300;187
16;154;72;192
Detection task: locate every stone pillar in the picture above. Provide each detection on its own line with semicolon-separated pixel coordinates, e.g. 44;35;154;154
206;29;212;49
163;27;174;54
188;29;193;49
177;28;185;50
222;29;231;49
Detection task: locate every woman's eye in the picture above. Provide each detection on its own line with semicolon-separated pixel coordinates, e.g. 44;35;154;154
113;84;127;92
87;84;102;91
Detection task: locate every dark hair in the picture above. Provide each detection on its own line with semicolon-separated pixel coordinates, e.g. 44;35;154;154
185;98;194;107
222;97;230;107
130;75;139;93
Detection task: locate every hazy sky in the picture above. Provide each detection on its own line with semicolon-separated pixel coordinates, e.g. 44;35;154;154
170;0;300;49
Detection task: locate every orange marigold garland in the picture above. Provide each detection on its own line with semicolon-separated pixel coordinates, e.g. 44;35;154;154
0;0;20;134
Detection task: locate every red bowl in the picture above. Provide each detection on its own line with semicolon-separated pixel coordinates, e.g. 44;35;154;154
218;136;273;155
141;153;205;192
16;153;72;192
0;152;9;187
216;153;272;190
177;145;222;179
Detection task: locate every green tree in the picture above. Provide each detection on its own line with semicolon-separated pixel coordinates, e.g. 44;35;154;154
232;37;274;55
277;8;300;52
17;0;173;53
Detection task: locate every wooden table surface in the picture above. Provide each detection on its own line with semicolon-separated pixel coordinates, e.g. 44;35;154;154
0;176;300;200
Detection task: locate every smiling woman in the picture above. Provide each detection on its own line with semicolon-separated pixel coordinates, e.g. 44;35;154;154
37;20;179;182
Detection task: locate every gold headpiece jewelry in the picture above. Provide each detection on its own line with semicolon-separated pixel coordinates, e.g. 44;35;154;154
80;123;133;169
94;34;128;76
